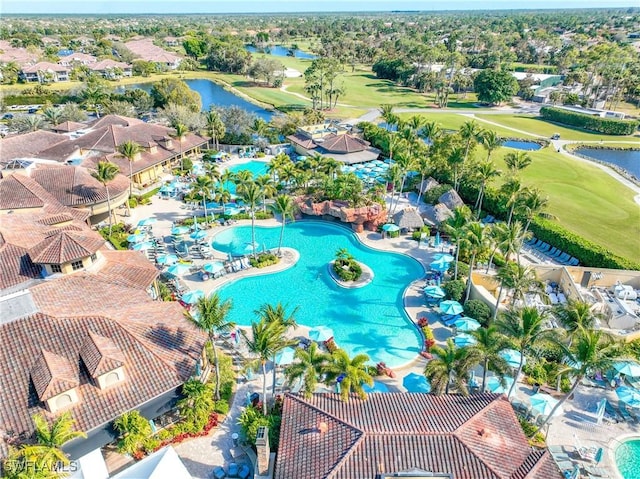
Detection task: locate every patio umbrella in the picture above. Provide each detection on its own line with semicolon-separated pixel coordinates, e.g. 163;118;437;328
167;263;191;276
454;333;477;347
485;376;514;394
127;233;146;243
244;241;261;254
190;230;208;240
423;285;446;299
439;300;464;316
382;224;400;232
453;317;481;332
203;261;225;274
530;393;562;416
363;381;390;393
171;226;190;235
156;253;178;265
500;349;526;369
275;347;297;366
402;372;431;393
137;217;157;227
131;241;154;251
309;326;334;342
372;166;386;173
181;289;204;305
614;361;640;378
159;185;174;194
433;253;455;262
430;257;450;272
616;386;640;408
434;231;441;247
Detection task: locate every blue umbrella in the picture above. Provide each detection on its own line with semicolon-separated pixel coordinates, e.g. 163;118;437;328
131;241;154;251
616;386;640;408
203;261;225;274
167;263;191;276
156;253;178;265
500;349;526;368
439;300;464;316
181;289;204;305
309;326;334;342
171;226;190;235
454;333;477;347
382;224;400;232
402;372;431;393
244;241;261;254
275;347;297;366
614;361;640;378
530;393;562;416
453;317;481;332
137;217;157;227
127;233;146;243
430;257;450;272
364;381;390;393
433;253;454;262
190;230;208;240
423;285;446;299
485;376;514;394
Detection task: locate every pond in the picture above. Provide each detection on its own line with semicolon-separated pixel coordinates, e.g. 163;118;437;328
575;147;640;178
245;44;316;59
119;79;274;121
502;140;543;151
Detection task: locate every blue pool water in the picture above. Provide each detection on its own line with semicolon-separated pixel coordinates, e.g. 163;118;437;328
219;160;269;196
213;221;424;368
616;438;640;479
245;44;316;59
502;140;543;151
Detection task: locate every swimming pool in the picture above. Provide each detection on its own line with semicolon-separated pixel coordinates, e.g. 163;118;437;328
212;221;424;368
221;160;269;195
616;438;640;479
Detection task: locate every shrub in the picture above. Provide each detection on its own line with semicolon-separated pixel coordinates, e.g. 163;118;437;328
423;184;454;205
449;261;469;278
463;299;491;325
214;400;230;415
421;324;436;350
333;258;362;281
128;197;138;208
540;106;639;135
523;359;548;385
442;279;465;302
99;223;129;250
249;252;279;268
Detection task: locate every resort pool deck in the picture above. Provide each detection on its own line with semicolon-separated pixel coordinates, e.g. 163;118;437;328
211;221;425;368
616;438;640;479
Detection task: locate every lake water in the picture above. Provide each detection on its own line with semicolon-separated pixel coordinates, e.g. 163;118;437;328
575;147;640;178
245;44;316;59
502;140;543;151
120;79;274;121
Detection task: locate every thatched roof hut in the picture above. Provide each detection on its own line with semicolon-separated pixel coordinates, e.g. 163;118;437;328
418;177;440;194
422;203;453;226
438;189;465;210
392;207;424;230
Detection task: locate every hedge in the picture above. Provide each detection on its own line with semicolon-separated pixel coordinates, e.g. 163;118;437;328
540;106;639;136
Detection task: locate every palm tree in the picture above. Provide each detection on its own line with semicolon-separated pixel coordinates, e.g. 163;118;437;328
425;338;478;395
504;151;532;176
555;300;601;333
500;220;531;264
384;164;402;214
422;120;442;143
379;104;395;130
492;262;540;320
485;222;509;273
391;148;415;214
447;146;466;192
469;326;511;392
113;410;152;455
205;108;225;150
324;349;373;402
91;161;119;236
473;160;501;216
241;182;262;258
533;328;622;434
461;221;489;302
270;195;297;255
215;185;231;216
520;188;549;235
42;106;63;126
285;342;331;399
443;206;471;280
118;140;143;197
192;175;215;223
255;174;277;213
481;129;502;161
500;176;523;226
178;379;215;425
495;306;555;398
185;293;235;400
172;123;189;171
459;120;482;163
414;155;432;207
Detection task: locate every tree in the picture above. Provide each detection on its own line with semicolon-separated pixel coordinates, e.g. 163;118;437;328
414;155;432;207
185;292;235;400
150;78;202;112
481;130;502;161
216;106;256;143
183;37;207;60
113;410;152;455
91;161;119;236
504;151;532;176
390;147;415;214
473;69;519;105
443;206;471;280
459;120;482;164
285;342;330;399
81;78;109;117
241;182;262;258
555;300;601;333
270;195;297;255
247;57;284;86
192;175;215;222
520;188;549;235
172;123;189;171
461;221;489;302
469;326;511;392
500;177;523;226
425;338;478;395
379;104;395;130
161;103;204;131
304;57;344;110
204;108;225;150
178;379;214;426
324;349;373;402
10;114;47;133
118;140;143;197
472;160;501;216
493;262;540;320
42;106;63;126
255;174;277;213
495;306;555;398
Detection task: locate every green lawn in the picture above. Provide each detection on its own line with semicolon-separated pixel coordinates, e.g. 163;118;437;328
396;112;527;138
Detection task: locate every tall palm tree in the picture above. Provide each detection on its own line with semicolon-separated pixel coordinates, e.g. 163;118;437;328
118;140;143;197
500;176;523;226
205;108;225;150
534;328;622;434
504;151;532;176
495;306;555;398
185;293;235;400
469;326;511;392
481;129;502;161
500;220;531;264
473;160;501;216
443;206;471;280
391;148;415;214
379;104;395;130
178;379;215;425
91;161;119;236
425;338;478;395
447;145;466;192
422;120;442;143
172;123;189;171
485;222;509;273
555;300;601;333
241;182;262;258
215;185;232;216
192;175;215;222
255;174;277;213
461;221;489;302
459;120;482;163
492;262;540;320
414;155;432;207
270;195;297;255
285;342;331;399
42;106;63;126
520;188;549;235
384;163;402;214
324;349;373;402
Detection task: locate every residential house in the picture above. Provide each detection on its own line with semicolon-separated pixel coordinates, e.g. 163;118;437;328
87;59;133;79
125;38;183;70
163;36;181;47
20;62;70;83
58;52;98;67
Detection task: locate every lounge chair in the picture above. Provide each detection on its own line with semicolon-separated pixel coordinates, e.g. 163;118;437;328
558;252;571;263
551;249;564;258
577;446;598;461
533;239;544;249
568;257;579;266
584;466;610;478
238;464;252;479
212;466;226;479
228;463;239;477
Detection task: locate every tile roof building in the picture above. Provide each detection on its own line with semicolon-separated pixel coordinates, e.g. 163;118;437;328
125;39;183;69
20;62;70;83
275;393;562;479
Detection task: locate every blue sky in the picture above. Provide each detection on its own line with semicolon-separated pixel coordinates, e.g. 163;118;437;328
2;0;638;14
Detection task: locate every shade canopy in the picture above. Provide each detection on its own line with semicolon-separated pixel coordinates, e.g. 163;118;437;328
203;261;225;274
382;223;400;232
402;372;431;393
167;263;191;276
430;257;450;272
433;253;455;262
453;317;481;332
439;300;464;316
423;285;446;299
156;254;178;265
181;289;204;305
363;381;390;393
614;361;640;378
171;226;190;235
131;241;154;251
485;376;514;394
309;326;334;342
275;347;297;366
392;208;424;230
137;217;157;227
453;333;477;347
616;386;640;408
529;393;562;416
500;349;526;369
127;233;146;243
190;230;208;240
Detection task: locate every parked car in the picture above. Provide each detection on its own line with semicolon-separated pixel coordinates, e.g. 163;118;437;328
27;108;38;114
551;133;560;140
2;113;14;120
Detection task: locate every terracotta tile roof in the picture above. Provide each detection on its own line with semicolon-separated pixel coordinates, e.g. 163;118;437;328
29;230;104;264
58;52;97;64
124;39;182;63
88;59;131;71
0;243;42;291
0;174;45;209
275;393;563;479
97;250;159;289
51;121;86;133
319;134;369;154
87;115;144;129
37;213;76;226
287;133;317;150
80;331;125;377
0;130;68;162
21;62;70;74
30;349;80;401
